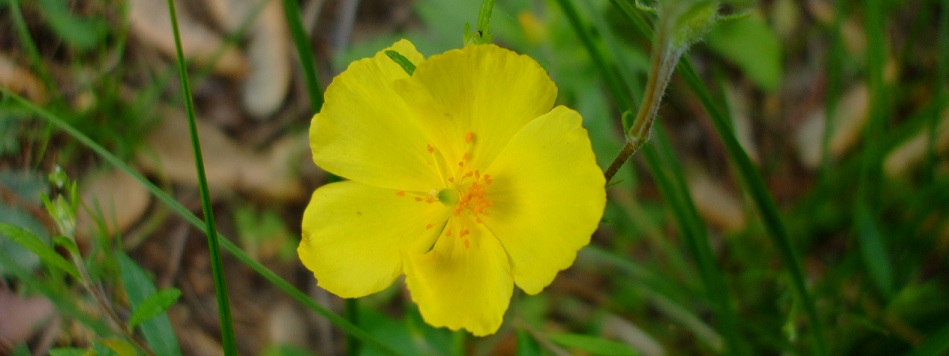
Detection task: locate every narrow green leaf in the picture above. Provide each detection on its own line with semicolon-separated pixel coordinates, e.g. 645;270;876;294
0;223;79;279
128;288;182;329
48;348;89;356
908;322;949;356
385;50;417;75
516;329;541;356
855;207;894;298
281;0;323;112
164;1;236;353
547;333;638;356
91;341;118;356
117;253;182;356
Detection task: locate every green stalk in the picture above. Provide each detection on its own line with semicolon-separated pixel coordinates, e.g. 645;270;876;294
604;24;683;183
854;0;894;300
165;0;235;353
927;0;949;178
282;0;324;112
5;89;404;355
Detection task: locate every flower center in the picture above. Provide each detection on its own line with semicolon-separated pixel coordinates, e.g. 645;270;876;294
395;132;495;249
450;170;493;223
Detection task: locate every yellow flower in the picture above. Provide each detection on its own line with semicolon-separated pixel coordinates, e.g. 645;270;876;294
299;39;606;336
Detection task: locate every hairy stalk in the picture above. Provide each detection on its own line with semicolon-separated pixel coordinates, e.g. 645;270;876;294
604;26;683;182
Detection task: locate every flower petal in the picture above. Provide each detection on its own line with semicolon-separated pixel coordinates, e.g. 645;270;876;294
403;220;513;336
311;40;441;192
299;181;448;298
398;44;558;171
482;106;606;294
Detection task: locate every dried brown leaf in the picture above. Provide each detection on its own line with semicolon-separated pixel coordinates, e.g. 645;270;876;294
136;107;307;201
76;168;151;238
0;54;48;103
794;83;869;169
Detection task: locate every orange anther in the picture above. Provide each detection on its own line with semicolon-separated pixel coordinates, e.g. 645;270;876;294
425;223;434;230
426;144;435;153
465;132;474;143
396;191;406;197
464;239;470;249
415;197;423;202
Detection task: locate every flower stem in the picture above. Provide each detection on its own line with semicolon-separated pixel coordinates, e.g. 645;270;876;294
604;25;683;183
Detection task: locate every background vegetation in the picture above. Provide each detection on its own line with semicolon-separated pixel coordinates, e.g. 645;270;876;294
1;0;947;354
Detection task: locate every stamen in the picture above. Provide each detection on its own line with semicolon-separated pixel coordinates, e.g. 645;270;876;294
395;191;406;197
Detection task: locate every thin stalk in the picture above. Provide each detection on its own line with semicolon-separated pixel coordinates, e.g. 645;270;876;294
345;299;360;356
282;0;324;112
928;0;949;178
604;26;683;183
854;0;894;300
164;1;236;354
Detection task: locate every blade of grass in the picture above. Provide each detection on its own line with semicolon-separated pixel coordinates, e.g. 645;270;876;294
164;0;236;353
677;60;827;354
282;0;324;112
855;0;894;299
908;322;949;356
6;0;58;98
558;1;744;353
926;0;949;179
4;89;404;356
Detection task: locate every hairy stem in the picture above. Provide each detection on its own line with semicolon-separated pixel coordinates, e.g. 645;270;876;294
604;25;683;182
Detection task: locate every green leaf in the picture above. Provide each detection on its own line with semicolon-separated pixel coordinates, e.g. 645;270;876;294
128;288;182;329
48;348;90;356
36;0;107;50
117;253;182;356
856;206;894;298
0;223;79;279
705;15;782;91
516;329;541;356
